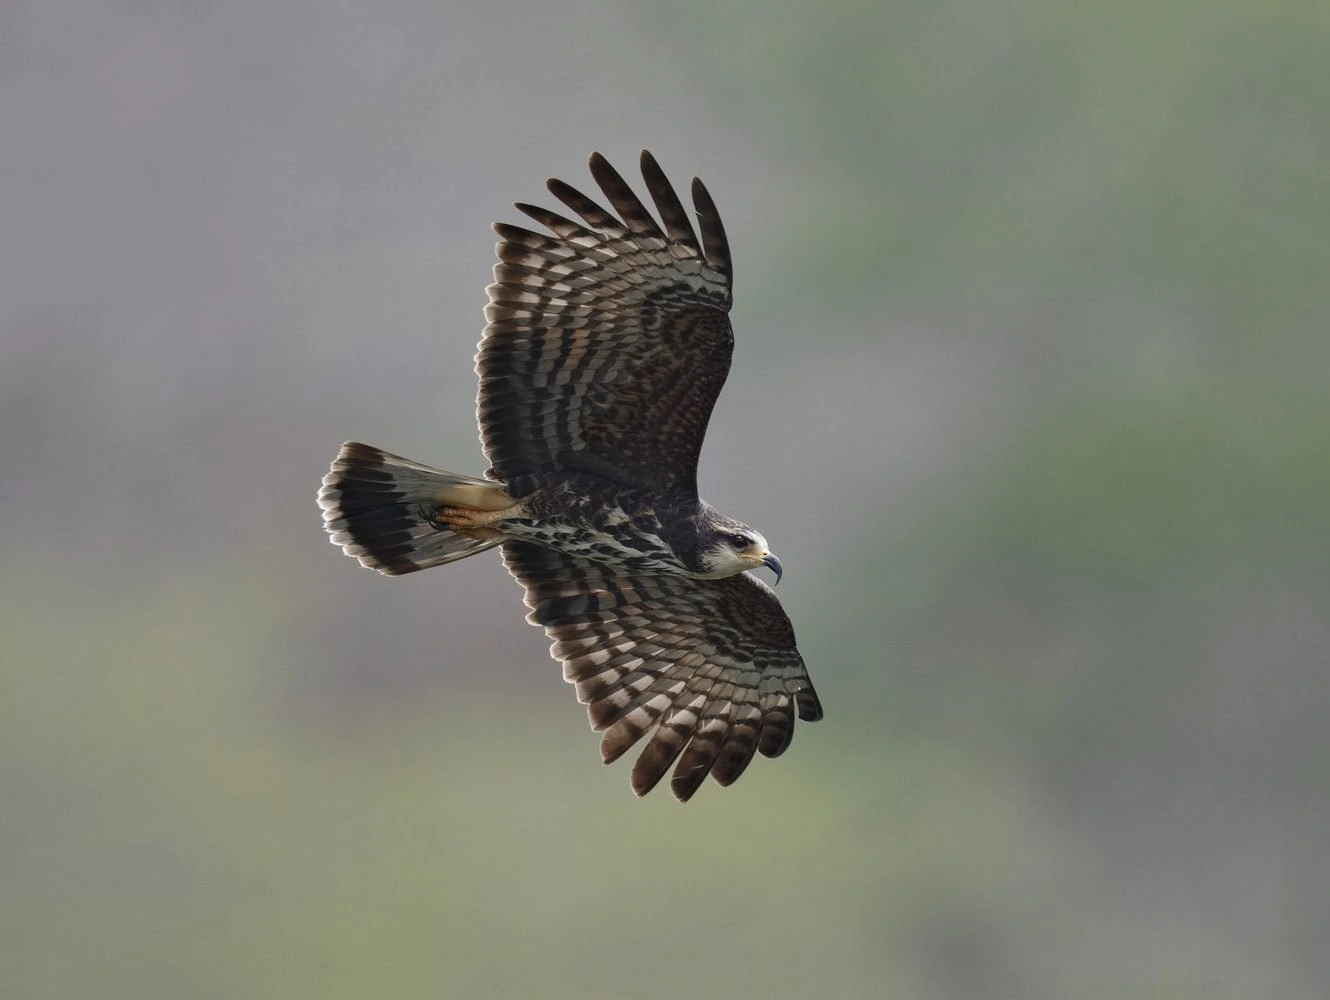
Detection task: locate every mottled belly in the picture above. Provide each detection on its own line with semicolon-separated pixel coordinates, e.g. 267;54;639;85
500;512;687;576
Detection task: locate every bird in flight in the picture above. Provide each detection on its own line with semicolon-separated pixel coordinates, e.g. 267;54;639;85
318;151;821;800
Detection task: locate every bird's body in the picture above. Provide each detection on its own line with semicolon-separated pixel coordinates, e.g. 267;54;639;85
487;479;700;578
440;473;769;580
319;152;820;800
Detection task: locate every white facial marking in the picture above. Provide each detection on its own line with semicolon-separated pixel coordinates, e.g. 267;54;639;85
698;527;775;578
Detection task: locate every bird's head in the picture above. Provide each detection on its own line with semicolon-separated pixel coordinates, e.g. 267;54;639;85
698;522;783;583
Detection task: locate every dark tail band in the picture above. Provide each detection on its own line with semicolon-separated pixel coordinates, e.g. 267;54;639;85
318;442;509;575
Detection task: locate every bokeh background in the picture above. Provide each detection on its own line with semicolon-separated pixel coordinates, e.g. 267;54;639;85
4;2;1328;997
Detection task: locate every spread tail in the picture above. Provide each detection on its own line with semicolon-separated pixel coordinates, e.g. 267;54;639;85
318;442;511;575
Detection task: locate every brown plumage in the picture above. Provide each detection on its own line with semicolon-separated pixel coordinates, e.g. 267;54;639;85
479;153;734;494
504;542;820;800
318;152;821;800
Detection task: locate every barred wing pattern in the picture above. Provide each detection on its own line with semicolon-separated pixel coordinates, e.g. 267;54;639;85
478;152;733;495
503;541;822;801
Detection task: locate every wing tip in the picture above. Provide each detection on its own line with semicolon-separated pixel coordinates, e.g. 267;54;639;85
796;686;824;722
689;176;731;274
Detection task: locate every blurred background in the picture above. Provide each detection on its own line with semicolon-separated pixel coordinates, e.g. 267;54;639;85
4;2;1327;997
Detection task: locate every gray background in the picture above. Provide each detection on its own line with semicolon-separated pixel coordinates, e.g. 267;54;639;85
4;3;1327;997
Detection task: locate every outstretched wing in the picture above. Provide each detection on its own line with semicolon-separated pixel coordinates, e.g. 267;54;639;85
477;151;733;497
502;542;822;801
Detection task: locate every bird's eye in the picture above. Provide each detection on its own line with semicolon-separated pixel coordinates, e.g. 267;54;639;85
728;532;750;549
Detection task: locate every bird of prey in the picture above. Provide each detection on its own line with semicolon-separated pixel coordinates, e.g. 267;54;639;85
318;151;821;801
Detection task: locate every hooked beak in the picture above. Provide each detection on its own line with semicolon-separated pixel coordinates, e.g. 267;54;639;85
760;552;784;585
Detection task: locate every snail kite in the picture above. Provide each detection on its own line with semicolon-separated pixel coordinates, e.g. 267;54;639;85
318;152;822;801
